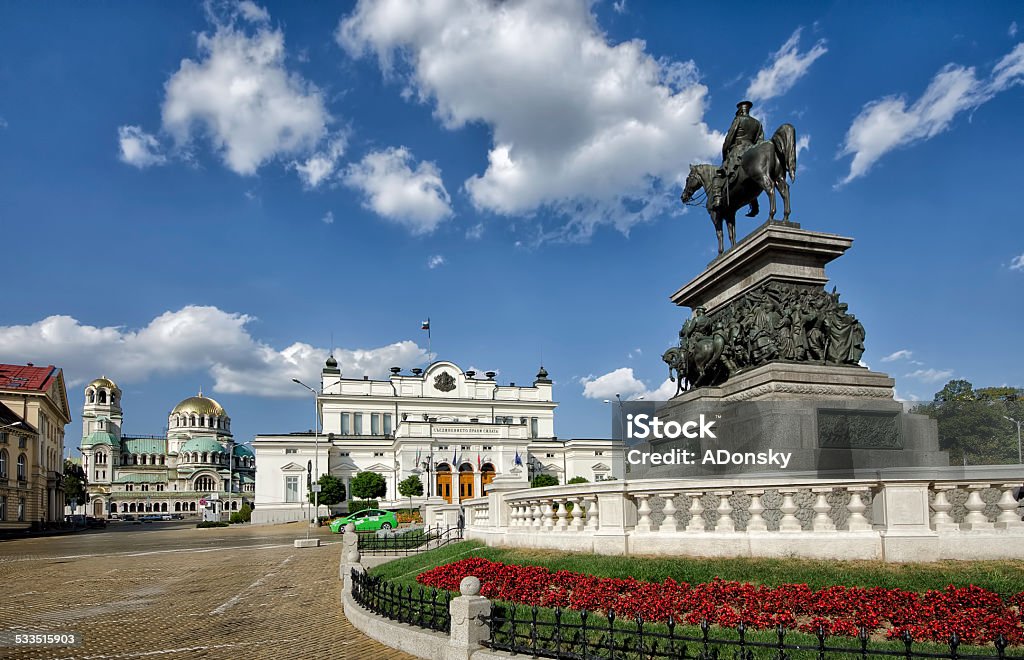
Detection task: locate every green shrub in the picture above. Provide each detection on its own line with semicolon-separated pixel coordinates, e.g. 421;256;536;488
229;512;243;524
531;474;559;488
239;503;252;522
567;476;590;484
348;499;379;514
196;521;229;528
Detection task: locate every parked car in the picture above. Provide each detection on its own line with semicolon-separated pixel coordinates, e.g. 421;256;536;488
122;514;136;521
85;517;107;529
171;513;184;520
329;509;399;533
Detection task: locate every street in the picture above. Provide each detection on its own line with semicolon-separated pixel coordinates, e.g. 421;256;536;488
0;522;413;659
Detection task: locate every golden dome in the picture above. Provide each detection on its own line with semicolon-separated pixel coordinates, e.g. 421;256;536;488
171;393;226;417
87;376;119;391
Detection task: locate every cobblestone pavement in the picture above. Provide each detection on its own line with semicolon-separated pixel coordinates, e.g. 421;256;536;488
0;522;415;659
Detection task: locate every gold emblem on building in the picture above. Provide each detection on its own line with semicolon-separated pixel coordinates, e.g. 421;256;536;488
434;371;456;392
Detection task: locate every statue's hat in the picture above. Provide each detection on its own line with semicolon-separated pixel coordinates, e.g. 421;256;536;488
736;100;753;112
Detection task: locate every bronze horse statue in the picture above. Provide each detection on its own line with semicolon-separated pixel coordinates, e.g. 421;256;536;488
662;333;728;395
681;124;797;255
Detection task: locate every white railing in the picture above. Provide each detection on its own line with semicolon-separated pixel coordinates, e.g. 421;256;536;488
464;467;1024;562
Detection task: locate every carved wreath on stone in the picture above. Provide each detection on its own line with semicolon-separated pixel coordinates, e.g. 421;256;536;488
434;371;456;392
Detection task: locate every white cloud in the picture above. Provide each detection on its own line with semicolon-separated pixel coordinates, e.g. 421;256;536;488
796;134;810;156
337;0;721;240
427;254;445;269
1010;253;1024;270
117;125;167;168
321;210;335;224
1011;21;1018;38
293;134;347;188
906;368;954;384
839;43;1024;184
343;146;453;233
612;1;627;14
580;368;647;400
881;349;913;362
465;223;484;240
159;7;330;176
746;28;828;102
0;306;426;397
237;0;270;23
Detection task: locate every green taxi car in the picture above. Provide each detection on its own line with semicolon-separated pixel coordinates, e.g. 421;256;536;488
329;509;398;533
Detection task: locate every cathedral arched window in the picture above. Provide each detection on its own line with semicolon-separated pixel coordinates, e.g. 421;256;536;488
87;390;94;404
17;454;26;481
190;415;197;426
201;452;208;463
98;390;106;404
0;449;7;478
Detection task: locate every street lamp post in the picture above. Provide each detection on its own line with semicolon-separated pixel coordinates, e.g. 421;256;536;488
292;379;320;526
0;421;23;431
603;394;643;440
1004;416;1023;464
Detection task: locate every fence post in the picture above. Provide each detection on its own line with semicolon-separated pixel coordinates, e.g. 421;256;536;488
340;522;364;593
445;576;491;660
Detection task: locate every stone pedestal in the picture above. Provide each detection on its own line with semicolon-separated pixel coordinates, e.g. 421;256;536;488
648;222;947;477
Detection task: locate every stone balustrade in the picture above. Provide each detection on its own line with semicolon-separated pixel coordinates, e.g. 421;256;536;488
463;467;1024;562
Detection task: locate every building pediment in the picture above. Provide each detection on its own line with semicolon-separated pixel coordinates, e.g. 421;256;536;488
280;462;306;472
591;462;611;471
364;462;391;472
543;463;563;472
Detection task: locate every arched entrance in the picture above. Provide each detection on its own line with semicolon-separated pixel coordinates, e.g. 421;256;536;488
93;499;104;517
435;463;452;504
458;463;474;501
481;463;496;495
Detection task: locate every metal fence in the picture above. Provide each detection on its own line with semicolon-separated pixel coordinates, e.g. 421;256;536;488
355;525;464;556
350;569;451;634
484;605;1023;660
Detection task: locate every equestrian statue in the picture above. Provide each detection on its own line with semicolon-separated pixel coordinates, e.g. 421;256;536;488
681;101;798;255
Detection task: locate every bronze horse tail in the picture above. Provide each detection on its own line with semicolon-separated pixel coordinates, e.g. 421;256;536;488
771;123;797;182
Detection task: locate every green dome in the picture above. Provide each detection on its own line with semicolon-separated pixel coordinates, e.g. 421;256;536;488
178;436;227;456
233;444;254;457
82;431;118;448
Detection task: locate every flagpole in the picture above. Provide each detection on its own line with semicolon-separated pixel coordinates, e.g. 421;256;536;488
428;317;431;360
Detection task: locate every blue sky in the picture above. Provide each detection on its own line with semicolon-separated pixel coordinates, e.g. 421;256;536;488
1;1;1022;448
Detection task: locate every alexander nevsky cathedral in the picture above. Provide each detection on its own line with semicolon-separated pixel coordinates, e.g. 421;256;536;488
78;377;255;518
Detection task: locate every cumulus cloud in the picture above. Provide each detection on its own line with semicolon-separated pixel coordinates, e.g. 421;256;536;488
1010;253;1024;270
321;210;335;224
906;368;954;384
465;223;484;240
580;367;675;401
337;0;721;240
839;43;1024;184
881;349;913;362
343;146;453;233
236;0;269;23
746;28;828;102
293;134;347;188
1011;21;1018;38
117;125;167;168
427;254;446;269
0;306;426;397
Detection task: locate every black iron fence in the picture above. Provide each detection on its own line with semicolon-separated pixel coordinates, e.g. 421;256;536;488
355;525;464;556
350;569;451;633
485;605;1023;660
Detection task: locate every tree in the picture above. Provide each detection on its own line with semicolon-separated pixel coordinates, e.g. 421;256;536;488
398;474;424;512
913;379;1023;465
309;474;346;507
531;474;559;488
351;471;387;500
63;459;87;508
567;476;589;484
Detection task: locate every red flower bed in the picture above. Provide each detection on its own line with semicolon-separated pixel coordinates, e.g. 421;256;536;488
416;558;1024;645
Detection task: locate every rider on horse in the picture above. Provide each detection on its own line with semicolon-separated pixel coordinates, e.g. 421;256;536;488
711;100;762;218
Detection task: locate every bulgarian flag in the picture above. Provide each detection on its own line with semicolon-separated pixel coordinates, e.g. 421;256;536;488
421;318;430;331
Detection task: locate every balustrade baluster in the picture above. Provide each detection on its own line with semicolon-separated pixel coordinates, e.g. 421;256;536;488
778;488;801;532
660;493;678;533
811;488;836;532
715;491;735;532
542;500;555;529
635;493;653;532
746;489;767;532
584;495;599;531
555;498;569;530
995;483;1024;529
962;484;994;530
686;492;705;532
570;495;585;531
930;485;959;532
846;486;872;532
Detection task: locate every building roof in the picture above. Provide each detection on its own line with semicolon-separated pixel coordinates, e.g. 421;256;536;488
233;444;255;457
172;393;226;417
113;473;168;484
122;437;166;455
82;430;118;447
179;436;227;455
0;363;59;392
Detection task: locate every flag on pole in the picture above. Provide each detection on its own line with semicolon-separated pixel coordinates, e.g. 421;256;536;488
514;450;523;466
421;319;430;331
477;453;481;470
452;447;458;466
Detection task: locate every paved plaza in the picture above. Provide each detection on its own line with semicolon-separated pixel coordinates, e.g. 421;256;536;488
0;522;415;659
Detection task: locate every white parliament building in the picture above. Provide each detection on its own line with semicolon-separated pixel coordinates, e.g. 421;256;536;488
252;358;623;524
78;377;256;518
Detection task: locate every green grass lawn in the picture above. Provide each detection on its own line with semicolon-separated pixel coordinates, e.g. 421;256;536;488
370;540;1024;596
